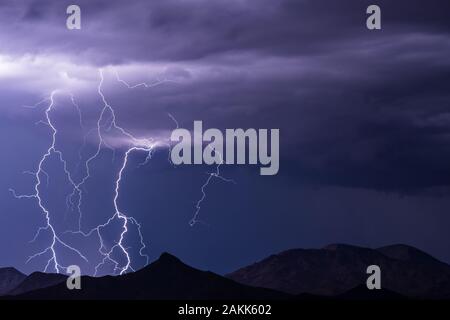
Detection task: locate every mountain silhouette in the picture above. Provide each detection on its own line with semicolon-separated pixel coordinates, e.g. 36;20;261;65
227;244;450;299
8;272;67;296
7;253;290;300
336;284;406;300
377;244;446;265
1;244;449;300
0;267;26;295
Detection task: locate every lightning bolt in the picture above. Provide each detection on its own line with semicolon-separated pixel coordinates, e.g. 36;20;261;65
10;67;235;276
65;69;157;275
9;91;89;273
189;146;236;227
167;108;236;227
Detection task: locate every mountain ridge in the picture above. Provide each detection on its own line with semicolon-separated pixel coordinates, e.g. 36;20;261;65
8;271;67;296
1;244;449;300
3;252;291;300
227;243;450;299
0;267;26;295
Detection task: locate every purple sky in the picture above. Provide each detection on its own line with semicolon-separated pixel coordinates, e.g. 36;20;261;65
0;0;450;275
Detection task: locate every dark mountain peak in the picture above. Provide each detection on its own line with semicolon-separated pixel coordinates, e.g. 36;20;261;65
11;253;290;300
8;272;66;296
158;252;182;264
0;267;25;277
273;248;306;259
377;244;442;264
131;252;200;277
228;243;450;298
22;271;66;282
337;284;406;300
0;267;27;296
323;243;366;251
135;252;190;275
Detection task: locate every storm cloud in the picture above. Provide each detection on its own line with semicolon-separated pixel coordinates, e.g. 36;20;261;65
1;0;449;192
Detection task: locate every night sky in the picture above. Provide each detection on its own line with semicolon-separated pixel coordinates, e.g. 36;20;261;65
0;0;450;275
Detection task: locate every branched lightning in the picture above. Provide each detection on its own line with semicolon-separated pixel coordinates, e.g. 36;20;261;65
9;91;89;273
10;68;235;276
114;69;176;89
64;69;157;275
189;147;235;227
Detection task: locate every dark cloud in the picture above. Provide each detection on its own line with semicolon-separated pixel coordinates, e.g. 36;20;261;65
1;0;449;193
0;0;448;63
